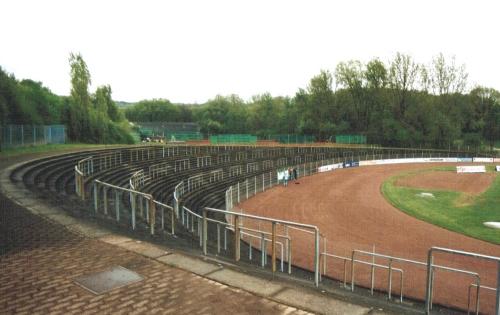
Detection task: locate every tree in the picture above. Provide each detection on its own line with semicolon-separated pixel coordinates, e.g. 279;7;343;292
389;53;419;118
365;59;388;90
335;61;366;130
69;53;92;109
430;53;468;95
94;85;122;121
305;70;335;139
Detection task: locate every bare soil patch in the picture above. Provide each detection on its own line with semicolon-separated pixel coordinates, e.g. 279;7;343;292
395;170;495;195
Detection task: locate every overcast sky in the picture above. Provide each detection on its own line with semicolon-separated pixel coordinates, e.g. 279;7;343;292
1;0;499;103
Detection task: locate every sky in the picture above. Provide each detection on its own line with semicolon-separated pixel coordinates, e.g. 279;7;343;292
1;0;499;103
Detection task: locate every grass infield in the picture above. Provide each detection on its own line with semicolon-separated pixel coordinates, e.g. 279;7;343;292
382;166;500;244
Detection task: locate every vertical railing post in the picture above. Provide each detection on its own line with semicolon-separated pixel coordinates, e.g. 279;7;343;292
234;215;240;261
103;187;108;215
496;261;500;315
80;174;85;201
115;190;120;221
425;252;434;314
202;208;208;255
388;258;393;300
131;192;136;230
272;222;277;273
237;182;240;203
261;233;266;267
93;182;98;213
170;207;175;235
262;174;265;192
314;228;320;287
149;198;155;235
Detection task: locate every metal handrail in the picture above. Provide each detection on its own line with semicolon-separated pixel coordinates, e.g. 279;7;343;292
95;179;153;199
203;207;320;286
321;251;404;302
425;247;500;315
354;249;481;313
468;284;497;315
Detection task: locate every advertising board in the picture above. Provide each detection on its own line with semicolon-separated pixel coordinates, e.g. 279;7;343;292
456;165;486;173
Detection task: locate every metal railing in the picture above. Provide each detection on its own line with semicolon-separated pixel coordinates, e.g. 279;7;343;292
92;179;175;235
425;247;500;315
202;207;321;286
350;249;480;313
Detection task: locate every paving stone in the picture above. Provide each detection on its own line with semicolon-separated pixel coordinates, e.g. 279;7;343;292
98;234;134;245
67;222;111;238
47;213;80;226
207;268;284;296
157;253;222;276
116;240;170;259
273;288;370;315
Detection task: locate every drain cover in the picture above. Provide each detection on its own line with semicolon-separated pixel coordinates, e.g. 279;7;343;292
74;266;143;294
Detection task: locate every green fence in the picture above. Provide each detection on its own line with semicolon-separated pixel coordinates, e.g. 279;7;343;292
209;134;257;144
1;124;66;149
268;134;315;144
335;135;367;144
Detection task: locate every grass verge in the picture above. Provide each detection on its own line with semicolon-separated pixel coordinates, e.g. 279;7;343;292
382;168;500;244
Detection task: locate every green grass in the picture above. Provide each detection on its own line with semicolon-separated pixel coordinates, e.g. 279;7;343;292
382;168;500;244
0;143;128;159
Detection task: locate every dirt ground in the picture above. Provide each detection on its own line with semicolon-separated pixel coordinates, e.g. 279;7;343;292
395;170;496;195
237;163;500;314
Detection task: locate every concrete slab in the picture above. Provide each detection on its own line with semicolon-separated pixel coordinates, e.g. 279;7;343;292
117;240;169;259
272;288;371;315
46;213;79;226
68;222;111;238
157;253;222;276
207;269;284;297
98;234;134;245
30;204;64;216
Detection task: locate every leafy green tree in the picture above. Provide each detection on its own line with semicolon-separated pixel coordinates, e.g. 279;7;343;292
389;53;419;118
69;53;92;109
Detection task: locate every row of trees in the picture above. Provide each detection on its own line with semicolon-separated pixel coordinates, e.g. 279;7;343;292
0;54;133;144
125;53;499;149
1;52;498;148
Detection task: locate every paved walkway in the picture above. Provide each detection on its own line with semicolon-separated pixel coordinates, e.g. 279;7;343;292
0;156;397;315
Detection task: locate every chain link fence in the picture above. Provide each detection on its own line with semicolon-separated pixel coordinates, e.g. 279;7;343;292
1;124;66;149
